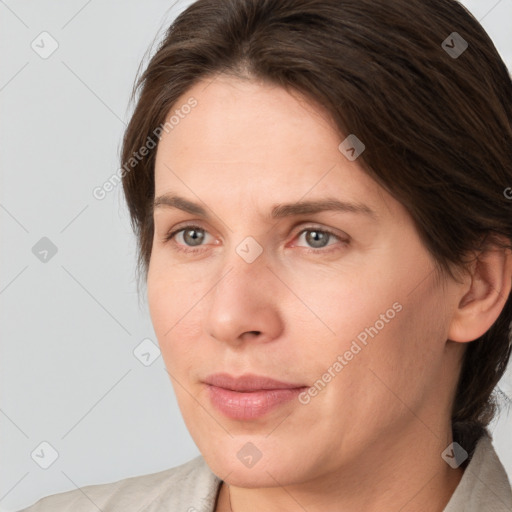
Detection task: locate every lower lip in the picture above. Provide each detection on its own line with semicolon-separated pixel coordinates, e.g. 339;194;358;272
206;385;307;420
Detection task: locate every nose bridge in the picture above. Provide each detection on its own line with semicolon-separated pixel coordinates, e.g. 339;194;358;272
215;233;269;298
205;192;271;293
233;234;265;266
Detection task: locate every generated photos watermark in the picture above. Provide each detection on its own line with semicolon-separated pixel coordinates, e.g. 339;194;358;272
298;301;403;404
92;96;198;201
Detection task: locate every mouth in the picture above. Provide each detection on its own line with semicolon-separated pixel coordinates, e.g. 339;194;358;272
203;372;306;391
202;373;308;420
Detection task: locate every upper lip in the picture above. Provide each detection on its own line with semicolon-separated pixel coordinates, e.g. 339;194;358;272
203;373;306;392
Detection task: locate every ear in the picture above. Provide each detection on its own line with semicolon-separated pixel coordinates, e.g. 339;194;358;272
448;243;512;343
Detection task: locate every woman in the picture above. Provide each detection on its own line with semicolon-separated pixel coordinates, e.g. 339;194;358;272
20;0;512;510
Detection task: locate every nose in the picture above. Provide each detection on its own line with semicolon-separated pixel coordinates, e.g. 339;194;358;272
205;245;284;348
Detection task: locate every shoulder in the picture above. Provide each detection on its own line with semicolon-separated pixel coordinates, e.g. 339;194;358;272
444;431;512;511
18;455;222;512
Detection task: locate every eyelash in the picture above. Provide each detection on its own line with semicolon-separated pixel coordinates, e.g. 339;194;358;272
161;224;348;255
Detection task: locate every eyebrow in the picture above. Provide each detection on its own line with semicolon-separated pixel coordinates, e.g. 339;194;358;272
153;193;378;220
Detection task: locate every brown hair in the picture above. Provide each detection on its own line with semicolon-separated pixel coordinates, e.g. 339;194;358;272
121;0;512;457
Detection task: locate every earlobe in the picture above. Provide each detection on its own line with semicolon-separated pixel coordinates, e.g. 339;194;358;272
448;246;512;343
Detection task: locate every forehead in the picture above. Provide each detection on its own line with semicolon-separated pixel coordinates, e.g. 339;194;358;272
153;75;399;220
157;75;339;160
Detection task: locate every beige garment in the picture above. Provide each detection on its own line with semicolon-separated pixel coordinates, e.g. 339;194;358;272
19;432;512;511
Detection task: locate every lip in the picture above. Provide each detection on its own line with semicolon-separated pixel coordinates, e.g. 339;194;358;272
203;373;308;420
203;373;306;391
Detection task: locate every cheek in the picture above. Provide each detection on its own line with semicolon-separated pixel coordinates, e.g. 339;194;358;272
146;261;201;369
346;278;450;417
297;262;445;408
147;247;204;322
287;265;397;349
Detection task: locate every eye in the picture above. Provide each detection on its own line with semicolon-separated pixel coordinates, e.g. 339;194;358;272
162;225;214;254
293;226;348;253
161;224;348;255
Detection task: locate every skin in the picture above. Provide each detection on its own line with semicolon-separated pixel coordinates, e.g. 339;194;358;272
147;74;512;512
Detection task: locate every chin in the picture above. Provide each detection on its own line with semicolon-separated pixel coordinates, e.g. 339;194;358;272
200;437;311;488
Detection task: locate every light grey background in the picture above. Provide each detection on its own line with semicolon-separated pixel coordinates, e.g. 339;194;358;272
1;1;511;510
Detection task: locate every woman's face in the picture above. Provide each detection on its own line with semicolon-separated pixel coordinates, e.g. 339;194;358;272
147;75;464;487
